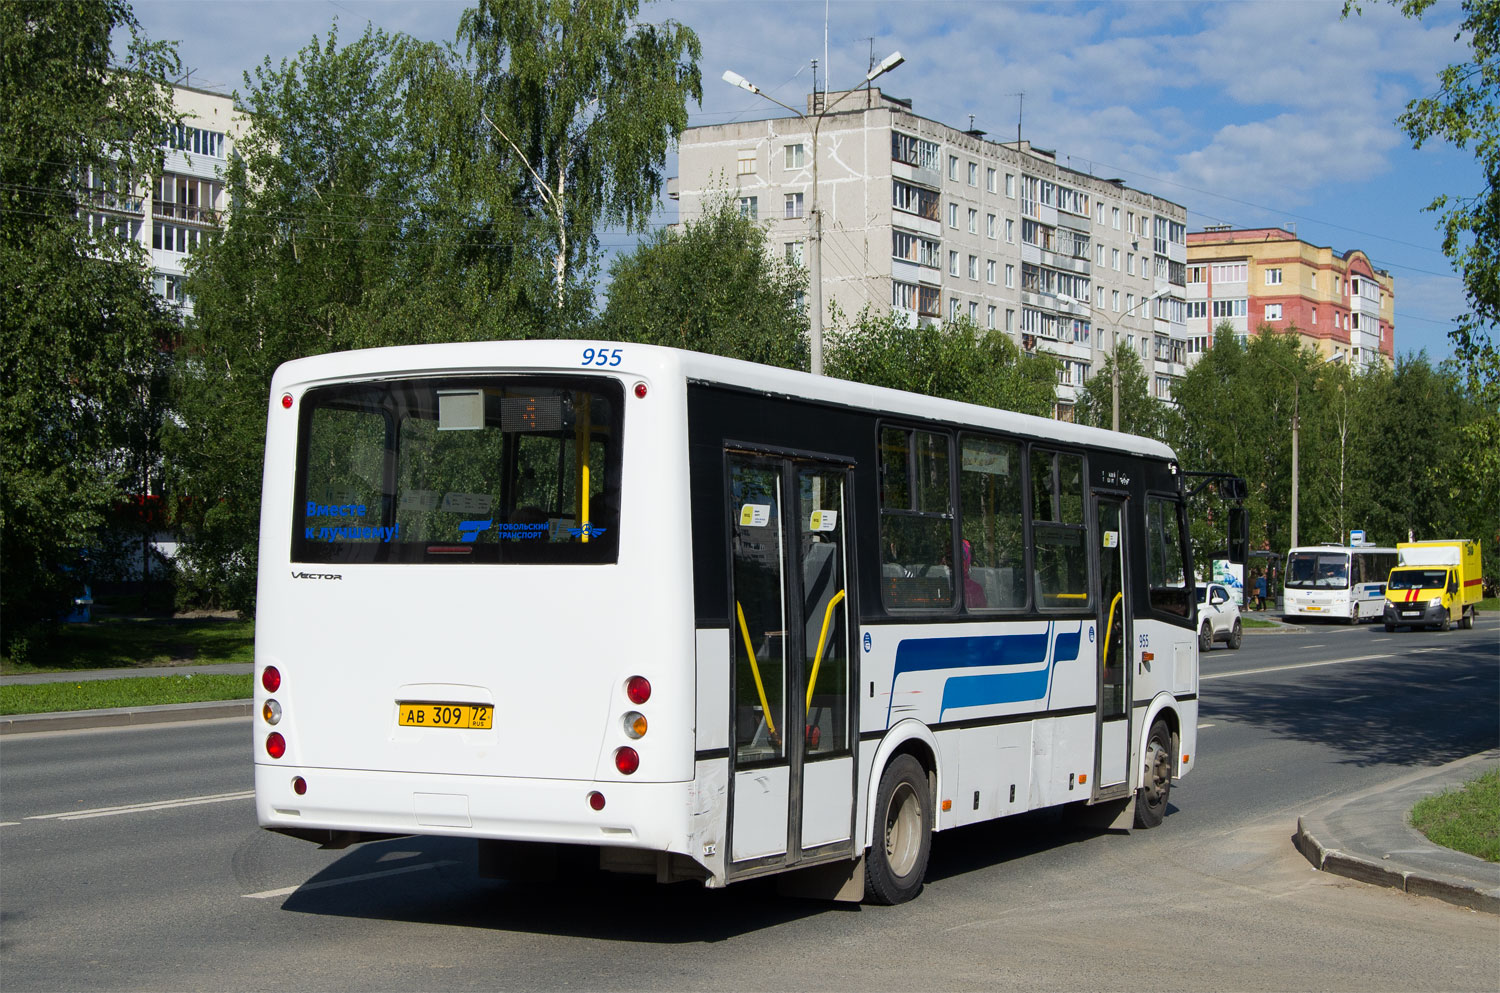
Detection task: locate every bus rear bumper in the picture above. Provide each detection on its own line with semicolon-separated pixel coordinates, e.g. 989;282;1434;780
254;763;692;854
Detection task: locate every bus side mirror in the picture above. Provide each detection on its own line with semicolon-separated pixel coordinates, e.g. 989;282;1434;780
1228;507;1248;565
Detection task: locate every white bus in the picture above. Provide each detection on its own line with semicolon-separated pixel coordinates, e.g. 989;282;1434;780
254;340;1200;904
1282;544;1398;623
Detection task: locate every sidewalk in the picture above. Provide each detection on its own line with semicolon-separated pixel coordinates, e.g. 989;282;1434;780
1295;750;1500;914
0;663;253;734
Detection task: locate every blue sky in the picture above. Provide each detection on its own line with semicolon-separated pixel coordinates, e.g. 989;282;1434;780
126;0;1478;361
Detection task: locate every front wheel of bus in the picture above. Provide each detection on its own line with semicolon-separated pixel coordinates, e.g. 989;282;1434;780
1134;720;1173;829
865;755;932;905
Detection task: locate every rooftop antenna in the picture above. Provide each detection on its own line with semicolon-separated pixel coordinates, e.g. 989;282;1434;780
811;58;819;112
1017;92;1024;145
969;114;976;131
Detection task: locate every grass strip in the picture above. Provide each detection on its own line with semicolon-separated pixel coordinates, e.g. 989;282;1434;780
2;617;254;675
1475;597;1499;612
1240;618;1280;629
1409;768;1500;863
1;674;253;716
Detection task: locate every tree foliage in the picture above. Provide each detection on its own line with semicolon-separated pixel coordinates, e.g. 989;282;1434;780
600;192;807;367
1074;340;1175;441
458;0;701;304
167;24;560;611
823;309;1058;417
1;0;181;654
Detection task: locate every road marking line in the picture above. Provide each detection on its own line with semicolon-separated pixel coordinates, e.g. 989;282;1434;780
242;860;460;900
1202;653;1394;681
1197;723;1214;728
25;790;253;822
1304;644;1325;649
1451;675;1477;682
1335;694;1369;704
0;821;19;828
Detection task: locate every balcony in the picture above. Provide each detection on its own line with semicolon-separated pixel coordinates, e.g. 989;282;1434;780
153;201;220;225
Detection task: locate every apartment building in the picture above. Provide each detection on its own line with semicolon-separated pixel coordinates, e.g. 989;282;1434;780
671;88;1190;417
81;82;243;316
1185;226;1395;372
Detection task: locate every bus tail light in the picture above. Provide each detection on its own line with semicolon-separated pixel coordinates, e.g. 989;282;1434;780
588;791;606;811
262;699;282;725
262;666;281;692
614;746;639;775
625;675;651;704
266;732;286;759
623;712;647;739
292;776;307;795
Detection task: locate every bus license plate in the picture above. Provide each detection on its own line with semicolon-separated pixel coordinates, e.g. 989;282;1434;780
398;703;492;729
1306;606;1322;612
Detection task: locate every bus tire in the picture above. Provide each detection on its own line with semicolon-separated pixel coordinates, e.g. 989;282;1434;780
1134;719;1173;829
864;755;931;905
1199;621;1213;652
1228;619;1243;650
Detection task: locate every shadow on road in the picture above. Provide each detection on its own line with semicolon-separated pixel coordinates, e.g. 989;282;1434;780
1203;637;1499;767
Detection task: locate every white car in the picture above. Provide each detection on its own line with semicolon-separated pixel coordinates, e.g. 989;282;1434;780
1196;583;1243;651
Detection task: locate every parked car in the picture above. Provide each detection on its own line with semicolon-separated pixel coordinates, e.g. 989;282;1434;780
1197;582;1242;650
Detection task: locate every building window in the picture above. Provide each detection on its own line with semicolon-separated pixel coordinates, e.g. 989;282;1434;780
893;180;940;220
1126;293;1135;314
166;124;225;158
737;196;758;220
1112;290;1120;312
1112;207;1120;229
949;203;959;228
968;208;978;234
1005;218;1015;243
950;296;962;320
1005;173;1015;197
986;213;996;239
986;259;996;284
1311;309;1318;324
1211;298;1248;318
968;255;978;280
891;132;940;171
987;305;996;328
987;168;997;193
949;250;960;276
949;155;959;180
969;300;979;320
893;280;920;312
1004;263;1015;288
784;192;804;219
784;144;804;169
1188;265;1204;283
1186;301;1207;320
1006;308;1015;331
1112;249;1120;271
736;149;756;175
1265;267;1282;285
968;161;978;186
1265;303;1283;321
785;240;804;266
1211;262;1248;283
1127;252;1135;276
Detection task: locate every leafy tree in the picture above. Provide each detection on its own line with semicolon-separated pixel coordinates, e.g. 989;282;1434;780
458;0;701;305
1;0;181;655
823;309;1058;416
168;24;553;611
1074;340;1175;441
600;192;807;367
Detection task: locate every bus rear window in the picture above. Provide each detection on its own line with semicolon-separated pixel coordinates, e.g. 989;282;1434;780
292;376;622;564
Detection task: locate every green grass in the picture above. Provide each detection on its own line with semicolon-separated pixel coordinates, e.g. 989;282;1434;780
1;615;254;675
0;673;253;716
1409;769;1500;863
1240;617;1280;629
1474;597;1499;612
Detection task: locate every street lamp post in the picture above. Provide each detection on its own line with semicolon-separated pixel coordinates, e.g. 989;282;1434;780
723;52;904;375
1057;288;1167;432
1261;350;1344;549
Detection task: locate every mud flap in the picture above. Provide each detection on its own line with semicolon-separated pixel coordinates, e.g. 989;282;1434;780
1077;795;1135;832
775;855;865;902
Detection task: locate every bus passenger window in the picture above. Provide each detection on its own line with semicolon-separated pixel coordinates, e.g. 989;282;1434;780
1030;450;1089;609
959;435;1025;609
879;427;954;611
1147;496;1190;616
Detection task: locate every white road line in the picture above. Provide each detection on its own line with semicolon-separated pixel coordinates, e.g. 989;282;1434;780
1202;653;1394;681
0;821;20;828
242;860;460;900
1304;644;1325;649
1196;722;1214;728
1451;675;1477;682
1372;638;1392;642
25;790;253;822
1335;694;1369;704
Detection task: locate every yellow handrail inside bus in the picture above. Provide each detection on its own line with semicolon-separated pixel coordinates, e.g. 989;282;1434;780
735;601;778;740
806;589;847;710
575;394;591;542
1103;591;1123;669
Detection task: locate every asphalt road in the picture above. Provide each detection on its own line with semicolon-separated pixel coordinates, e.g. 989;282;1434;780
2;618;1497;991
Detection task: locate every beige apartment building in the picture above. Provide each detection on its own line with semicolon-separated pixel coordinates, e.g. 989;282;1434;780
1185;226;1395;372
671;88;1190;417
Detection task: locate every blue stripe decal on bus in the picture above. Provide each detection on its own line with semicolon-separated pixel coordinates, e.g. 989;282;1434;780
940;668;1050;713
882;633;1050;729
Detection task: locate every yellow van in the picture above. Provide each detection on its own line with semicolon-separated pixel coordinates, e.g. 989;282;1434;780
1383;539;1483;632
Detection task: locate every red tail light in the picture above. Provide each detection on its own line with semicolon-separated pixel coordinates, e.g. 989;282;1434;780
587;791;606;811
614;746;639;775
261;666;281;692
266;732;286;759
292;776;307;795
625;675;651;705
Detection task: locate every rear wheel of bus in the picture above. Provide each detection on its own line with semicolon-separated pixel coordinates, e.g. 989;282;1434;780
865;755;932;905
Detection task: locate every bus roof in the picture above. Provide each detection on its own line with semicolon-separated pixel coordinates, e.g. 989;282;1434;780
270;339;1181;463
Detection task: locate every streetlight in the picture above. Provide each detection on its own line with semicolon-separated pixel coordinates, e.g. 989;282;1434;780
722;52;905;375
1057;288;1168;432
1262;349;1344;549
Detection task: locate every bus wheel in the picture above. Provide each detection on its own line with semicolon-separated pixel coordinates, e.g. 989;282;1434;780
1228;620;1243;650
1134;719;1173;829
1199;621;1213;652
864;755;931;905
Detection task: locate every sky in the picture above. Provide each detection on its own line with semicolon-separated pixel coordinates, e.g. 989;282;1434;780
123;0;1480;362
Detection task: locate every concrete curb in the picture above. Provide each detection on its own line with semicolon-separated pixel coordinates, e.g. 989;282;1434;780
0;699;252;735
1294;753;1500;915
